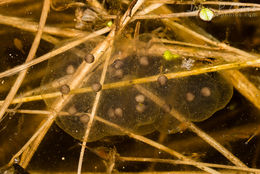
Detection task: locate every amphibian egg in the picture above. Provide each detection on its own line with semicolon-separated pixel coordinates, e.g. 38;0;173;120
41;36;233;141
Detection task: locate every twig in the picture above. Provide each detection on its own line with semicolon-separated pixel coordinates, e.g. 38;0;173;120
77;47;113;174
3;56;259;105
86;0;108;15
80;113;220;173
0;14;89;37
0;0;26;6
136;2;164;16
155;38;221;50
147;0;260;8
51;0;86;11
4;108;256;148
118;157;260;173
8;26;111;167
156;5;260;114
0;0;50;121
0;27;110;78
102;7;260;20
135;85;247;168
9;0;146;167
223;70;260;110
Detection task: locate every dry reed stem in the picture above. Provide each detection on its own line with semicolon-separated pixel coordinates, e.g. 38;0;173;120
136;2;163;16
19;118;52;167
78;1;146;173
157;6;260;112
9;26;111;167
75;114;219;173
156;38;221;50
77;47;113;174
9;0;146;168
4;108;257;150
223;70;260;110
167;123;257;151
0;0;50;121
103;7;260;20
0;14;88;37
50;1;86;11
10;1;218;173
146;7;260;19
0;27;110;78
161;18;256;60
0;0;26;6
28;171;243;174
86;0;108;15
1;5;258;78
3;0;258;172
3;56;259;105
135;85;247;168
147;0;260;8
118;157;260;173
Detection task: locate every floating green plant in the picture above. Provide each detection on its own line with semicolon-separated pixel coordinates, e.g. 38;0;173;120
163;50;180;61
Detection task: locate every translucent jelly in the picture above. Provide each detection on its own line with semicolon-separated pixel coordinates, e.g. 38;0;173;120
41;35;233;141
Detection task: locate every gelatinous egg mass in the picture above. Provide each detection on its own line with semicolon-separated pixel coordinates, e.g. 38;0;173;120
41;36;233;141
160;73;233;122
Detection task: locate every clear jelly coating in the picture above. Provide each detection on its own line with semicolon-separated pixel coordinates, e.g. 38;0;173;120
41;35;233;141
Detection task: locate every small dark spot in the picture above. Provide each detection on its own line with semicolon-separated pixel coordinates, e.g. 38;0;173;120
91;82;102;92
135;94;145;103
113;59;124;69
68;106;77;115
136;104;146;113
157;75;168;86
60;84;70;94
139;56;149;66
114;107;123;117
84;53;95;63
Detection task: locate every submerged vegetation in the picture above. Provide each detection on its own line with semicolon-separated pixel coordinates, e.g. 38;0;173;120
0;0;260;173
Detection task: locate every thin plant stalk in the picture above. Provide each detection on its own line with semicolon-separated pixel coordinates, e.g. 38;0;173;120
77;47;113;174
118;157;260;173
3;56;260;106
0;27;110;79
135;85;247;168
0;0;50;121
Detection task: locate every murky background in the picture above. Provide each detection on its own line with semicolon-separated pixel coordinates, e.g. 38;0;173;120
0;0;260;173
